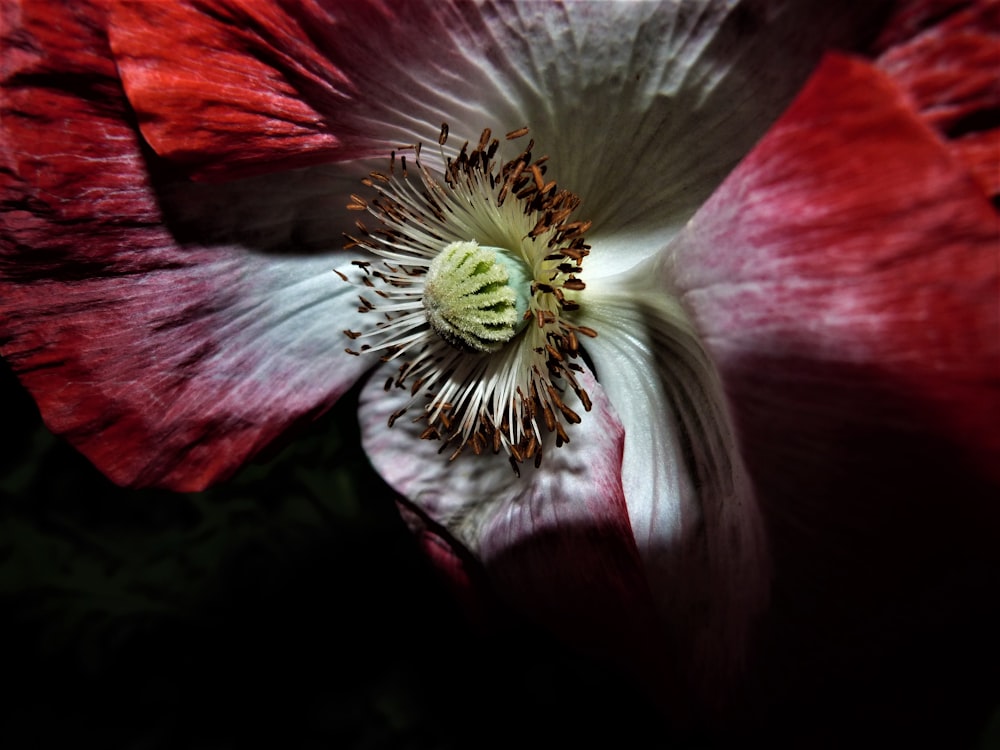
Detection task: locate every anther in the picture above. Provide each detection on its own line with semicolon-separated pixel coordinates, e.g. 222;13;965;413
340;122;599;470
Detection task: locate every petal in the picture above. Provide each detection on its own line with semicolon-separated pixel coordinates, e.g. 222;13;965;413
497;0;897;276
664;53;1000;730
109;0;890;253
1;2;371;490
577;278;767;704
666;53;1000;482
873;0;1000;199
358;367;671;695
107;0;530;180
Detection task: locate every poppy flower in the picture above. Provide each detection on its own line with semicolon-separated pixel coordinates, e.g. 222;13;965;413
2;0;997;734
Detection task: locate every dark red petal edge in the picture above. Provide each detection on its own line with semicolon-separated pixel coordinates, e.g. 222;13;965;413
874;0;1000;200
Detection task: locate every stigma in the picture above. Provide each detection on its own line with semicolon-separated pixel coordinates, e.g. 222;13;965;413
341;125;596;472
423;240;530;353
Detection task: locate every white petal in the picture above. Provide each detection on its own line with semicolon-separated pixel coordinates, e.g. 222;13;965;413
479;0;892;274
358;365;627;554
578;263;768;692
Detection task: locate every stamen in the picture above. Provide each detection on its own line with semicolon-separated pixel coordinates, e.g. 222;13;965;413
339;123;596;470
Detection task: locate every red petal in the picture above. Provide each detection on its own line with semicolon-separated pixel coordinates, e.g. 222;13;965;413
106;0;515;181
667;53;1000;734
670;53;999;479
1;0;370;490
108;0;348;179
873;0;1000;198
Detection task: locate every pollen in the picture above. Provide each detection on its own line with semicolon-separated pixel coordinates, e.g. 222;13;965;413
340;125;595;470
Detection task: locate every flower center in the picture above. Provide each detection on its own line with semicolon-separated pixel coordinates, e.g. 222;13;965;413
340;125;595;472
423;240;530;353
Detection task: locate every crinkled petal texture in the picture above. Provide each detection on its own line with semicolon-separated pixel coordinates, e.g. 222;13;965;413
665;53;999;735
0;2;371;489
872;0;1000;199
5;0;995;731
108;0;894;272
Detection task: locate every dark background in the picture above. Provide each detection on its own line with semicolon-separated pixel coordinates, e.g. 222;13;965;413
3;357;999;749
0;359;671;749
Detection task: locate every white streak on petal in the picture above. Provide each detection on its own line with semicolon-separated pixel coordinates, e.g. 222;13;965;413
578;266;768;701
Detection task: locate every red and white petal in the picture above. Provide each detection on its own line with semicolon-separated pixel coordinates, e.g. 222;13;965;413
666;53;999;483
577;281;767;707
109;1;890;251
107;0;530;180
358;368;669;692
2;251;374;492
663;52;999;721
501;0;897;277
1;1;370;490
873;0;1000;199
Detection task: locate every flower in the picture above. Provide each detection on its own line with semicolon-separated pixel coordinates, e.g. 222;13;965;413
2;0;998;733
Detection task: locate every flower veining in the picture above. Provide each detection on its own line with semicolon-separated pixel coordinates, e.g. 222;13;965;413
341;126;597;472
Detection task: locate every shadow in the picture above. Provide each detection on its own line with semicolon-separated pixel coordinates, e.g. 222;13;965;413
718;350;1000;748
447;346;1000;748
0;360;673;749
146;142;374;259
